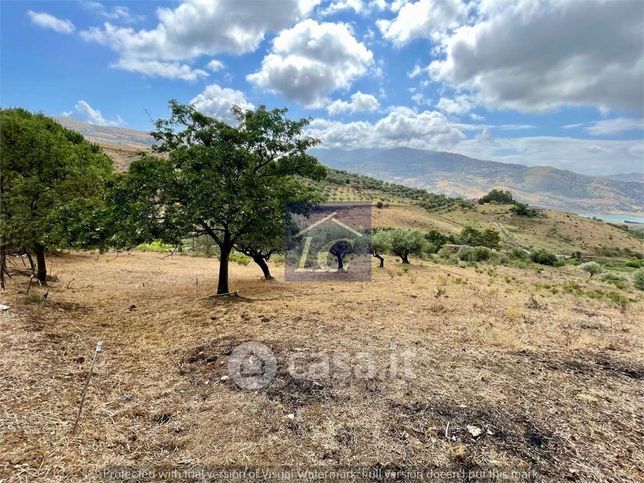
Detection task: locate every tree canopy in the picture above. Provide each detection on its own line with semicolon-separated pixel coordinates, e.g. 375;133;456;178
0;108;114;283
112;101;325;293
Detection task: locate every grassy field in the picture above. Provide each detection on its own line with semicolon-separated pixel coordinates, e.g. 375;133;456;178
1;248;642;481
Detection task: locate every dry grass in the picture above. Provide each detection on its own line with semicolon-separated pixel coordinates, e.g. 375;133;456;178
1;251;643;481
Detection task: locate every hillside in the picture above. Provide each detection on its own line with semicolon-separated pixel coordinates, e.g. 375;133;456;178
311;147;644;216
55;118;643;216
55;117;643;256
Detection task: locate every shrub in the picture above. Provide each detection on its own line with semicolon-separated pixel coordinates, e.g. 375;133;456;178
530;250;558;266
511;202;538;217
580;261;602;278
376;201;384;209
625;257;643;268
230;251;251;266
606;291;629;311
509;248;529;260
458;226;501;249
478;189;514;204
458;246;491;262
563;280;583;294
425;229;453;249
601;273;628;289
633;268;644;290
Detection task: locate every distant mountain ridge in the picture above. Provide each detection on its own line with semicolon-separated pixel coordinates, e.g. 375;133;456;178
311;147;643;215
55;117;643;215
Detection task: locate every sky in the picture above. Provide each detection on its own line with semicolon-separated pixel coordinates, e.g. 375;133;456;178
1;0;643;176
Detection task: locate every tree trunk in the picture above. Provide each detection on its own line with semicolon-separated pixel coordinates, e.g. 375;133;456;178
23;248;35;273
252;255;273;280
336;254;344;271
401;253;410;264
217;234;232;294
373;254;384;268
34;244;47;284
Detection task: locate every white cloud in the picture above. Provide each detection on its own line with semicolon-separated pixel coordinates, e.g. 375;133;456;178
27;10;75;33
206;60;224;72
190;84;254;124
81;0;319;60
67;100;124;126
428;0;644;113
112;58;208;81
81;2;142;23
436;95;474;115
308;106;465;149
322;0;364;15
81;0;320;80
585;118;643;136
247;20;373;107
327;91;380;115
377;0;468;46
457;135;644;176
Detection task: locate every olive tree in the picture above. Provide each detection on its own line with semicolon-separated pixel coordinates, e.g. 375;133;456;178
370;230;391;268
390;229;426;264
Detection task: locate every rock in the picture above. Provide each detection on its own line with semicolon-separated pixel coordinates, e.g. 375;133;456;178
467;425;482;437
0;304;9;311
287;413;295;420
220;375;229;381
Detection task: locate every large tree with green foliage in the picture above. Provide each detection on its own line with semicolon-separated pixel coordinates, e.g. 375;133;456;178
112;101;325;294
390;229;427;264
0;109;114;284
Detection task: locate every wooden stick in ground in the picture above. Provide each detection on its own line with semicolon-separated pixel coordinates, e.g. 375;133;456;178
72;341;103;435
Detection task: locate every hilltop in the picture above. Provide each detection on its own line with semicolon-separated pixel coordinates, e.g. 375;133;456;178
312;147;644;216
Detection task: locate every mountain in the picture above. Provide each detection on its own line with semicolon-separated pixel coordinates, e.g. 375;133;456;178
311;147;644;215
604;173;644;183
54;118;643;215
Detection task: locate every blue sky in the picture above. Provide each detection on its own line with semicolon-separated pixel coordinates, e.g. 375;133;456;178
1;0;643;175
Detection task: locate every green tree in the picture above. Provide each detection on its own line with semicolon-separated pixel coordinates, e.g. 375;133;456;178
458;226;500;249
112;101;325;294
234;182;322;280
370;230;391;268
390;229;426;264
478;189;514;204
580;261;602;278
425;229;453;249
0;109;114;284
511;202;538;217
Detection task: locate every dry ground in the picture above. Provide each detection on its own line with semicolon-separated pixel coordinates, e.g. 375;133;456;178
1;251;643;482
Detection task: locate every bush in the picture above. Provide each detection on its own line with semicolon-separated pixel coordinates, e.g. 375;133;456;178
229;251;251;266
606;291;629;311
580;261;602;278
602;273;628;289
459;226;501;249
633;268;644;290
530;249;558;266
563;280;583;294
458;246;491;262
376;201;384;209
511;202;538;217
478;189;514;204
625;257;643;268
425;229;453;249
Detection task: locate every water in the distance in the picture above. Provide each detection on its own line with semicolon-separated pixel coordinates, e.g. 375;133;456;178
581;213;644;224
